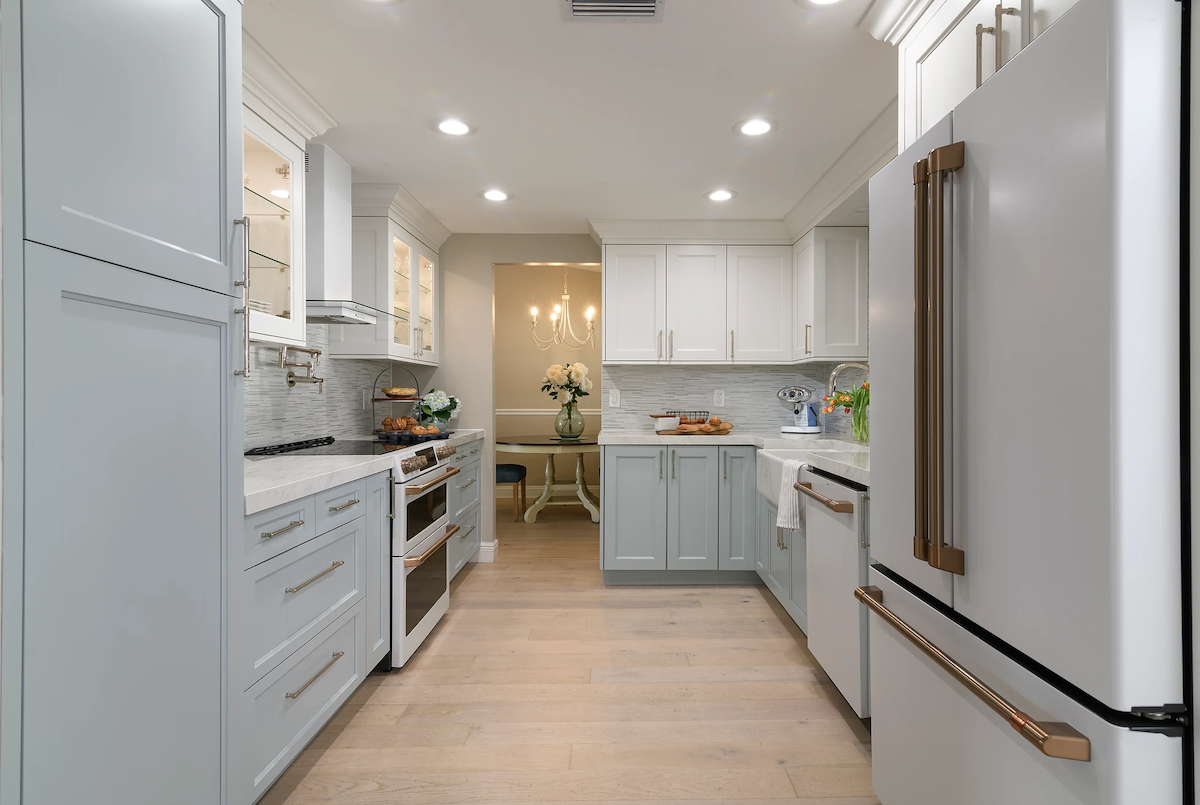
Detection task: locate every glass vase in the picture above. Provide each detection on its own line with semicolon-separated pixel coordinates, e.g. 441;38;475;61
554;402;585;439
851;405;869;444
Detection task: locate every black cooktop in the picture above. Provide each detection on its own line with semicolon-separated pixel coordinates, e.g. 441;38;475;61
245;436;403;459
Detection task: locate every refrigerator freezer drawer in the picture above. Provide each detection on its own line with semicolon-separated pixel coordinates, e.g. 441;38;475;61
868;567;1181;805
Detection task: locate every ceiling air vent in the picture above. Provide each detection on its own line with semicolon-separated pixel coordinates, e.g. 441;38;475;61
564;0;663;22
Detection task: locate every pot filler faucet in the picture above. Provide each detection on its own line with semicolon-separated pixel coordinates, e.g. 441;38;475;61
826;362;869;397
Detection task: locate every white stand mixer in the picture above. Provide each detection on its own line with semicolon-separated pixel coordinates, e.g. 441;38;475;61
778;386;822;434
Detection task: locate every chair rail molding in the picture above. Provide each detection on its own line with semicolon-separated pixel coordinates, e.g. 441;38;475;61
242;33;337;146
496;408;603;416
351;183;452;253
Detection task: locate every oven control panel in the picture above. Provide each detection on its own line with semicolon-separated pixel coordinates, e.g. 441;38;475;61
399;446;439;476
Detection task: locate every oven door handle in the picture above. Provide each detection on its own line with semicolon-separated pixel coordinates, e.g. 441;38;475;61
402;466;461;495
404;524;458;567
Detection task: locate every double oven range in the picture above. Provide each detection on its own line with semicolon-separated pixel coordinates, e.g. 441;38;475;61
245;436;459;668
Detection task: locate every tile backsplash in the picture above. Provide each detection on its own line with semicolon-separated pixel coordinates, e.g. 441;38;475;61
601;363;869;442
244;324;412;449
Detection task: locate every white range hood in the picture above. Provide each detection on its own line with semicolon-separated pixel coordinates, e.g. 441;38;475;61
305;144;377;325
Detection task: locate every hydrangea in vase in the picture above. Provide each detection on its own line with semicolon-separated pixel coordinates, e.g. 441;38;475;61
823;381;869;443
541;362;592;439
416;389;462;429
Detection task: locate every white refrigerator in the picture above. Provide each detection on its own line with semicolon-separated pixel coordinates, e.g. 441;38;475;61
867;0;1189;801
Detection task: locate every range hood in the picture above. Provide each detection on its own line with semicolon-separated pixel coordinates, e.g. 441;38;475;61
305;144;377;325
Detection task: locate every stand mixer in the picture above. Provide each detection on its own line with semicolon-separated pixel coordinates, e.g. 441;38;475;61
777;386;822;434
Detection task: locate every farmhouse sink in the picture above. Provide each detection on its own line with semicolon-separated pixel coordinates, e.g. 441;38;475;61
756;449;813;507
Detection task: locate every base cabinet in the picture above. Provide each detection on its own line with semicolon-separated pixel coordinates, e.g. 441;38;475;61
364;472;393;669
719;446;757;570
666;446;720;569
602;446;669;569
756;493;807;634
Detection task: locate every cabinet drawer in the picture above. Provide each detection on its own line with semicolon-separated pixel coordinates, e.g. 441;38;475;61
244;518;365;688
242;602;365;802
451;460;481;521
453;440;483;466
450;503;481;580
243;496;318;569
315;477;369;534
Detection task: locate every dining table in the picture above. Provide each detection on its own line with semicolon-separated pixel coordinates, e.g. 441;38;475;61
494;434;600;524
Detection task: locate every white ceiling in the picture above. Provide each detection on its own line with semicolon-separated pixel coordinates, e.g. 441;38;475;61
244;0;897;234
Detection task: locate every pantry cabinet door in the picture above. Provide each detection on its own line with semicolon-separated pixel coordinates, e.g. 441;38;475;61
666;245;728;362
667;446;719;570
718;447;757;571
22;0;243;296
604;245;667;363
813;228;869;360
727;245;793;363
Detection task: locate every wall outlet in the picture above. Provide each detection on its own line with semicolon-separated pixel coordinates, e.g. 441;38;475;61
609;389;621;408
714;389;726;407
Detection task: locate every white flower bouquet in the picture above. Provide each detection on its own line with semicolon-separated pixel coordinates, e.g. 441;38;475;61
540;362;593;405
417;388;462;425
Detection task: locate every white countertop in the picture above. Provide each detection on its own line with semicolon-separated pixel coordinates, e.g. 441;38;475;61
243;429;486;516
598;429;870;486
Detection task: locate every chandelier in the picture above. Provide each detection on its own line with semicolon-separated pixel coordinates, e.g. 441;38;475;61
529;270;596;351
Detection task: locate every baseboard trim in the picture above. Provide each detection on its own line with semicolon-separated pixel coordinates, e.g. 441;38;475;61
472;539;499;564
601;569;762;586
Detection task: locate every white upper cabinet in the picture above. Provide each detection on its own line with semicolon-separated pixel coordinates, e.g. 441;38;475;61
665;245;727;363
727;245;793;364
243;108;306;346
414;245;440;365
22;0;244;296
795;228;869;362
898;0;1081;150
603;245;667;363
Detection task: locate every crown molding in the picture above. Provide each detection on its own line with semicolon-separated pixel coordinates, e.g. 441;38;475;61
783;98;898;241
587;219;793;246
352;183;453;252
858;0;936;44
243;33;337;144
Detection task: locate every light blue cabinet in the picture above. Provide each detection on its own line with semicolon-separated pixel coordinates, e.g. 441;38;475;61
787;521;808;634
667;446;720;570
756;492;808;634
602;446;668;570
718;446;757;571
364;472;393;670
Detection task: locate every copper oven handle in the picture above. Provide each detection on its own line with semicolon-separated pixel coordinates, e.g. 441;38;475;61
912;158;930;563
404;525;457;567
795;482;854;514
404;466;461;494
855;586;1090;761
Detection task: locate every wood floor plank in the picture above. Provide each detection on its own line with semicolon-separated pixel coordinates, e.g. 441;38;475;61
786;767;877;798
391;667;593;685
465;719;860;745
470;652;691;669
568;741;870;770
397;698;845;723
308;744;573;773
369;681;825;704
590;665;819;684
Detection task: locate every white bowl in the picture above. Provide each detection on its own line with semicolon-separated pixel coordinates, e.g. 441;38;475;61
651;415;681;433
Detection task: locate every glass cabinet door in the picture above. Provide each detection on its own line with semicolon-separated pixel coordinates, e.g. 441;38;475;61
417;251;435;358
243;109;305;346
392;235;413;349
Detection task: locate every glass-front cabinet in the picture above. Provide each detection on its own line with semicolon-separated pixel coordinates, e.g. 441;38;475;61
243;109;306;346
328;214;439;366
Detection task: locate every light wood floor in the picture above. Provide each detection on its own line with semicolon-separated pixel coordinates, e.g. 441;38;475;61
262;505;879;804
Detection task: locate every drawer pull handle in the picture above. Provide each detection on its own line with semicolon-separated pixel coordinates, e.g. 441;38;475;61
405;526;456;567
328;498;360;513
854;586;1091;762
459;524;477;540
458;478;477;490
285;561;344;594
404;466;461;494
261;520;304;540
284;651;345;700
795;481;854;513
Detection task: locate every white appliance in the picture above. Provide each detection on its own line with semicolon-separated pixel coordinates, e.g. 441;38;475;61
867;0;1188;802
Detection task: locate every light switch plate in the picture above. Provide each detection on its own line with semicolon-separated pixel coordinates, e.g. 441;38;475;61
714;389;726;407
609;389;621;408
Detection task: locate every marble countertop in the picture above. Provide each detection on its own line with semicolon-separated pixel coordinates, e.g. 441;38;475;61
244;429;486;516
598;429;869;486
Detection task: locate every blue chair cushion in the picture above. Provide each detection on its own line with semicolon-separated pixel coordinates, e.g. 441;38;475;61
496;463;527;484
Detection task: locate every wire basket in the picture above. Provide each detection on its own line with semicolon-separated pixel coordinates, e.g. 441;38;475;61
666;410;710;423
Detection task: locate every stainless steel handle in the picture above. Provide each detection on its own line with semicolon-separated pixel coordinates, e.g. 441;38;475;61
723;451;728;480
328;498;360;513
405;526;456;567
777;527;782;550
671;449;676;481
285;651;345;700
795;481;855;514
460;524;476;540
261;520;304;540
234;217;251;377
458;478;477;490
995;5;1018;72
926;142;966;576
804;323;812;355
856;586;1091;761
285;560;344;594
669;330;674;359
404;466;461;494
912;158;930;564
659;450;663;480
975;23;995;88
388;473;396;520
730;330;735;359
658;330;663;359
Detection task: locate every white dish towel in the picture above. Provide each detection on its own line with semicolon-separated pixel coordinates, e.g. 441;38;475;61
776;460;805;530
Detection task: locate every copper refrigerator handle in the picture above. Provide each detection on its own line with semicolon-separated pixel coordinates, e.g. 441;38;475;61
855;586;1091;761
404;525;457;567
926;142;966;576
912;159;930;563
795;482;854;514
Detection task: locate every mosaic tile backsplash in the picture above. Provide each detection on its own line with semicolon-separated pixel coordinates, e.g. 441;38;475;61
600;363;869;442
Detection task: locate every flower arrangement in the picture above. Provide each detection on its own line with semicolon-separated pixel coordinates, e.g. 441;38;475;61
823;381;870;443
417;388;461;426
540;362;593;405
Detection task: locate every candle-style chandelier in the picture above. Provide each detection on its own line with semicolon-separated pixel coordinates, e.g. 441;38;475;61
529;270;596;351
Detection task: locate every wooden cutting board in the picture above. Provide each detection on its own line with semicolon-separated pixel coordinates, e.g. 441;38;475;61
655;429;733;436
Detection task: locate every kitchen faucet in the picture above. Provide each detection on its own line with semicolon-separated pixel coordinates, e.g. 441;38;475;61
826;362;869;397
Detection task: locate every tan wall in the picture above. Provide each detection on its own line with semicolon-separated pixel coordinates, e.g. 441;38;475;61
494;264;601;487
430;234;601;548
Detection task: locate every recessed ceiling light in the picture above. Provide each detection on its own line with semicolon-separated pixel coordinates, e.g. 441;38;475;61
270;189;290;199
736;118;775;136
436;118;474;136
484;189;509;202
708;189;735;202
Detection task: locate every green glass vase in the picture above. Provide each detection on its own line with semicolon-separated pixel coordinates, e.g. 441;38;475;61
554;402;585;439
